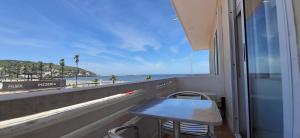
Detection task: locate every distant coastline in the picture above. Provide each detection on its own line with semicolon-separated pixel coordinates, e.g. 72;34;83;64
0;74;208;94
0;60;97;80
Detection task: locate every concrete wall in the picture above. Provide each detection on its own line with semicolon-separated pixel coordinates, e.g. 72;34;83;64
205;0;236;132
220;0;235;132
177;0;235;132
0;78;177;121
177;75;224;99
0;80;177;138
0;75;230;138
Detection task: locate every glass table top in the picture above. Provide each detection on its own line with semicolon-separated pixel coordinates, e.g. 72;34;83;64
129;98;222;125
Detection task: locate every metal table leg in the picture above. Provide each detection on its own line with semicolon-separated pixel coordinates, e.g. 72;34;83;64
209;125;216;138
158;120;162;138
173;121;180;138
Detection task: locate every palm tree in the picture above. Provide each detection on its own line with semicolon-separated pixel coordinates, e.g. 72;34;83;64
59;59;65;79
0;66;5;80
110;75;117;84
3;66;7;80
15;63;21;81
146;75;152;80
22;65;29;81
30;63;36;81
38;61;43;80
92;78;99;86
0;67;3;80
74;54;79;87
49;63;54;80
8;65;13;81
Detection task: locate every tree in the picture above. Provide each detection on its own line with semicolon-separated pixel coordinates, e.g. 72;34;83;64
30;63;36;81
22;65;29;81
110;75;117;84
7;65;13;81
146;75;152;80
74;54;79;87
15;63;21;80
49;63;54;80
38;61;44;80
92;78;99;86
59;59;65;79
3;66;7;80
0;66;5;80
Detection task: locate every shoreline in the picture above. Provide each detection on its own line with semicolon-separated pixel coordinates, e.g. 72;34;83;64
0;79;126;95
0;74;194;95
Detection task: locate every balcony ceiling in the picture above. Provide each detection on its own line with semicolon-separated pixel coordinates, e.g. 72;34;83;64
172;0;218;50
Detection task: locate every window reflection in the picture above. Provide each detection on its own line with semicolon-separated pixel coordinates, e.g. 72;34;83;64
245;0;283;137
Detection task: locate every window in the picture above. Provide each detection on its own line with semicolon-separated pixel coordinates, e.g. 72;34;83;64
245;0;283;137
211;31;220;75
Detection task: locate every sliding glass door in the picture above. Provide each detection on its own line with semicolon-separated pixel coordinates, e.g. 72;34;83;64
244;0;283;137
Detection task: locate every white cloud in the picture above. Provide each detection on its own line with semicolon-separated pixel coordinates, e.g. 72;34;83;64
80;60;165;75
72;38;127;58
0;8;67;49
80;53;209;75
63;1;162;52
0;0;209;75
107;24;161;52
72;39;107;56
133;56;146;63
0;26;19;34
170;46;179;54
0;34;53;48
169;38;188;54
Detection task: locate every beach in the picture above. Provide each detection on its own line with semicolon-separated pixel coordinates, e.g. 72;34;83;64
65;79;125;88
0;74;193;95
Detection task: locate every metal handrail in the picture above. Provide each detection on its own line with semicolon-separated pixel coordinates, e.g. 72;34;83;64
108;124;139;138
167;91;212;100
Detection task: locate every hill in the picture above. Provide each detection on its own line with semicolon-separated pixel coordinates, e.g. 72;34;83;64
0;60;96;79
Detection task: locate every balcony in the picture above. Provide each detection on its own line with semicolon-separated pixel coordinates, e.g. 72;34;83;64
0;76;233;138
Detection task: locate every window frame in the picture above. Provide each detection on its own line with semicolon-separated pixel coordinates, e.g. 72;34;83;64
213;31;220;76
276;0;300;137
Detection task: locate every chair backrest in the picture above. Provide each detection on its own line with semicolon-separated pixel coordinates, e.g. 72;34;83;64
167;91;211;100
108;125;139;138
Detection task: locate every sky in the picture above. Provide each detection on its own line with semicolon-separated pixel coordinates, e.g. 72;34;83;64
0;0;209;75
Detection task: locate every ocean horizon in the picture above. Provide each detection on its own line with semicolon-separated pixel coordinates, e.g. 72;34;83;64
66;74;208;82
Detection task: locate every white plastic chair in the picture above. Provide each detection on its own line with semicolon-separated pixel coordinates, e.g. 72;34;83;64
160;91;212;138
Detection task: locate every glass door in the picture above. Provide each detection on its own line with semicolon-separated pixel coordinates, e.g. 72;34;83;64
244;0;283;137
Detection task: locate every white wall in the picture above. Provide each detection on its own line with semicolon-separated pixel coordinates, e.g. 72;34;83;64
220;0;236;132
177;0;236;132
176;75;224;99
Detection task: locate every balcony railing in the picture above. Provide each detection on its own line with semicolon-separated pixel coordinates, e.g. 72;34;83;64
0;78;178;138
0;75;227;138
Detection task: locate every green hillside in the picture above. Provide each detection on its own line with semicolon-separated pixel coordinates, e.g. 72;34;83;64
0;60;96;78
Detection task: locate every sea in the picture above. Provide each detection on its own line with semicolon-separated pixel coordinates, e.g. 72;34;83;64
66;74;198;83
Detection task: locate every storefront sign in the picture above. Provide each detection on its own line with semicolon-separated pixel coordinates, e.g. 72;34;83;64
1;80;66;91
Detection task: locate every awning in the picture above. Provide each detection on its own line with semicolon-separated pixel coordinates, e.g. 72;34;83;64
172;0;218;50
